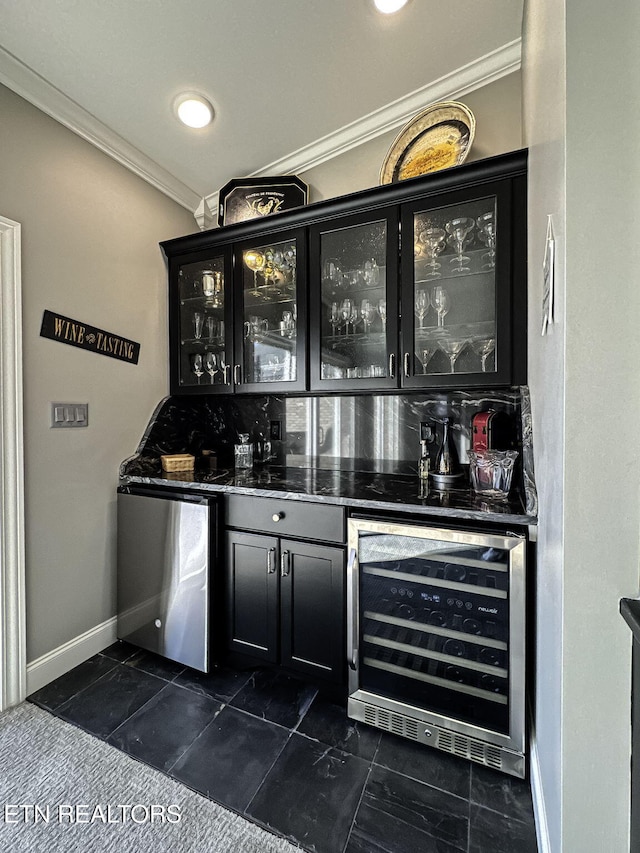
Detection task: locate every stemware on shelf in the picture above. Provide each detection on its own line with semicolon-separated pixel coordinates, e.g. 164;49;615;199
420;346;438;374
477;211;496;269
283;245;297;291
349;300;360;335
340;298;355;335
190;353;204;384
377;298;387;332
323;258;343;292
445;217;475;273
329;301;341;337
361;298;375;334
193;311;204;341
439;338;468;373
244;250;265;298
419;227;446;278
472;337;496;372
363;258;380;287
415;289;430;330
431;285;450;327
205;316;216;342
204;352;218;384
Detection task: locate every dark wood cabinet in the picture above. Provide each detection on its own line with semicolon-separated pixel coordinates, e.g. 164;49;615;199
224;530;345;684
162;148;527;395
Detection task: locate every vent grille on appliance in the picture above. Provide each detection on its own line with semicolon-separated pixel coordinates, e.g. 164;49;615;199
364;705;419;740
363;703;503;771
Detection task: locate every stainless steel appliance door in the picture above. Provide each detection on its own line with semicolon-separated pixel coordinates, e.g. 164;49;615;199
117;491;210;672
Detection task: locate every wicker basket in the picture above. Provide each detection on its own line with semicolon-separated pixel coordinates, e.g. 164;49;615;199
160;453;195;472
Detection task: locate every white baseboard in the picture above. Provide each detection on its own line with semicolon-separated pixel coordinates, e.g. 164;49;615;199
26;616;118;695
530;734;552;853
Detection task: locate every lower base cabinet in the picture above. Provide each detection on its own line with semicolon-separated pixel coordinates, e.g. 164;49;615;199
224;530;345;684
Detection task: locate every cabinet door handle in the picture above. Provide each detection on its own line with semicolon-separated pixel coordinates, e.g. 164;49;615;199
346;547;359;671
280;549;290;577
272;511;284;522
403;352;411;377
388;353;395;378
223;364;231;385
233;364;242;385
267;547;276;574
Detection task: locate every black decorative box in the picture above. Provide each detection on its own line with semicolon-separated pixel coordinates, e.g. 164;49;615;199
217;175;308;227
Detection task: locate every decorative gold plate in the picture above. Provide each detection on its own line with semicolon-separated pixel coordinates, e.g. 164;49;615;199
380;101;476;184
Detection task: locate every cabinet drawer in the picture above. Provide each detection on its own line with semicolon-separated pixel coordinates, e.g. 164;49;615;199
224;495;345;544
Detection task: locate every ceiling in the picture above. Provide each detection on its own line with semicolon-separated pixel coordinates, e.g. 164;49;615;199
0;0;523;215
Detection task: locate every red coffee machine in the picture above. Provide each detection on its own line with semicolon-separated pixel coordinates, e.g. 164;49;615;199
471;410;514;452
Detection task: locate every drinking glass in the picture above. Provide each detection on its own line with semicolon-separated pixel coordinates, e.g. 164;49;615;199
431;286;450;327
477;211;496;269
244;250;265;298
205;315;217;342
204;352;218;384
340;298;355;335
363;258;380;287
349;301;360;335
329;301;341;337
419;227;446;278
421;345;437;374
472;337;496;371
377;298;387;332
323;259;343;292
203;270;223;307
439;338;467;373
283;245;297;291
415;289;430;329
445;217;475;273
360;298;375;334
193;311;204;340
190;353;204;384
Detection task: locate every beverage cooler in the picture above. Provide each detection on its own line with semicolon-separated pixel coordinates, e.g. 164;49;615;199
346;517;527;777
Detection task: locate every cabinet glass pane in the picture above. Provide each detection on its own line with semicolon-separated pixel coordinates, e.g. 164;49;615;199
358;529;510;733
319;220;389;381
178;257;227;387
413;198;497;377
240;239;298;385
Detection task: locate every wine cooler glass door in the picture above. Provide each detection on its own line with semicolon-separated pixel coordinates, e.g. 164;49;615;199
347;519;526;754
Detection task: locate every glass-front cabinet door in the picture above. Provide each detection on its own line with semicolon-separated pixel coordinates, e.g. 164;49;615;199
309;210;399;391
171;252;233;393
400;182;513;388
233;230;306;394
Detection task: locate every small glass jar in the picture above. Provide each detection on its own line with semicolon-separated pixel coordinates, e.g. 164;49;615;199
234;433;254;469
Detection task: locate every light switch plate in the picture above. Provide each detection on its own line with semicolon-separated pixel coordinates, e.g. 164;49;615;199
50;402;89;428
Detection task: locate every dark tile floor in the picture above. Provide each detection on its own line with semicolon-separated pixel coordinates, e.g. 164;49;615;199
29;641;538;853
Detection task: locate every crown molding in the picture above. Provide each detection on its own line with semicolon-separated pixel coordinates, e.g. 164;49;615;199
0;45;201;212
203;38;522;225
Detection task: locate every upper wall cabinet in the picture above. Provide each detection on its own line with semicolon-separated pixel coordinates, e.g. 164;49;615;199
162;149;527;395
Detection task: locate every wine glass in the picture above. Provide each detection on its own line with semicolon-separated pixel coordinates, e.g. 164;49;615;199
283;245;297;292
244;250;265;298
190;353;204;384
349;301;360;335
472;337;496;372
360;299;375;335
445;217;475;273
439;338;468;373
415;289;430;330
340;298;354;335
377;298;387;332
477;211;496;269
329;302;341;337
431;286;450;327
205;315;217;342
419;227;446;278
421;346;437;374
193;311;204;340
204;352;218;384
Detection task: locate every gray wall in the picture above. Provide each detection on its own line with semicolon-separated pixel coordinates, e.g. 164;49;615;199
0;84;196;661
524;1;640;850
300;71;522;200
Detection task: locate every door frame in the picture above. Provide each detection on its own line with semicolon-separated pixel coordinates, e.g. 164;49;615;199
0;215;26;710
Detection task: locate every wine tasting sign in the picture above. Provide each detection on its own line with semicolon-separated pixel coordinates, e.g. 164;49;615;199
40;310;140;365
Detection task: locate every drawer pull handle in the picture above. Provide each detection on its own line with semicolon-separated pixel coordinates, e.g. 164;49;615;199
281;549;290;577
272;512;284;522
267;547;276;574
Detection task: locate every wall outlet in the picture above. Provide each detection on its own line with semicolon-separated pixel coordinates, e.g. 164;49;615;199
269;420;282;441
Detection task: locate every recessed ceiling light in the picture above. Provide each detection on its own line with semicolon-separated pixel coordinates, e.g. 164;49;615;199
374;0;409;12
174;93;214;129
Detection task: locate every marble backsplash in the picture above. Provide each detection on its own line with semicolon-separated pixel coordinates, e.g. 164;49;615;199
121;388;527;479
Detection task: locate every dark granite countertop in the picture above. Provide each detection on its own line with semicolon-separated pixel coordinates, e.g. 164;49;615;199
121;466;536;526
